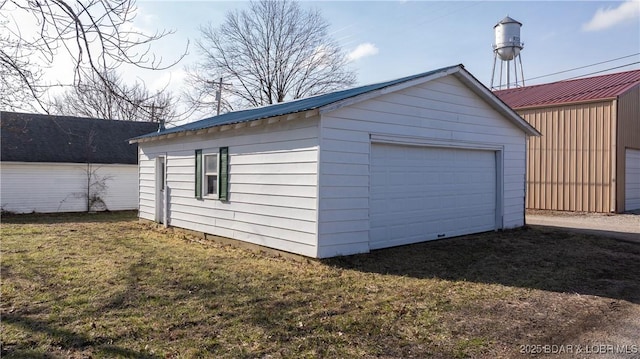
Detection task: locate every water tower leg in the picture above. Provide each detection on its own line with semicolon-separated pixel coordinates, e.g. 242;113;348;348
499;60;504;89
490;52;498;89
518;54;525;86
507;59;510;89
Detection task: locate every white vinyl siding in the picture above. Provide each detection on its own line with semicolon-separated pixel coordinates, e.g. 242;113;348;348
625;148;640;211
137;116;320;257
0;162;139;213
317;75;527;258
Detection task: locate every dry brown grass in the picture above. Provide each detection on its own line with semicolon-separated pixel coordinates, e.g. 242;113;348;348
1;211;638;358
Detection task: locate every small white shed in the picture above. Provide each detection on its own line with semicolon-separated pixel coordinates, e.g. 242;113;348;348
131;65;539;258
1;112;158;213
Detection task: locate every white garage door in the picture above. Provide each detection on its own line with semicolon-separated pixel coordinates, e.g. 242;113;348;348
370;143;497;250
625;149;640;211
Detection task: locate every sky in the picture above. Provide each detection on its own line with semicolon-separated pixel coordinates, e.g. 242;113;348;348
7;0;640;122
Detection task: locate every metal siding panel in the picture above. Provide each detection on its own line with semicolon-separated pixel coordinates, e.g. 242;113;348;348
568;110;575;210
562;109;569;210
594;104;602;211
576;105;590;211
602;104;611;212
588;105;596;212
520;101;615;212
551;111;557;209
544;111;552;209
527;111;536;209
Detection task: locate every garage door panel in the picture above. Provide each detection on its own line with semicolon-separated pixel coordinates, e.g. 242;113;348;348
370;143;497;250
625;149;640;211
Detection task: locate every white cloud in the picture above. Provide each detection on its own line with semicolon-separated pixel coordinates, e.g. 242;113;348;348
583;0;640;31
347;43;379;62
150;69;187;94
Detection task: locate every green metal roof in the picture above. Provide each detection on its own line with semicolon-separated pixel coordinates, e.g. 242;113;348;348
132;65;462;141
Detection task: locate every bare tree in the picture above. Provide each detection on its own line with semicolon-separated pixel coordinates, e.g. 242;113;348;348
186;0;356;112
0;0;187;114
52;70;178;123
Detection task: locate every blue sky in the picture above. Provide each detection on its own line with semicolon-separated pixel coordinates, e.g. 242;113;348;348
8;0;637;120
133;0;639;99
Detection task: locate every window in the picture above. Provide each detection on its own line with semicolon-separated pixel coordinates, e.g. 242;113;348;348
195;147;229;201
204;153;218;196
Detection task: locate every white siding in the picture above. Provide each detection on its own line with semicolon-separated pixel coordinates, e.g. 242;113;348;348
0;162;139;213
138;116;320;257
317;75;527;258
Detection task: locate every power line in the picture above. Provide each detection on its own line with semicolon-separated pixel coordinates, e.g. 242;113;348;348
527;53;640;82
563;61;640;81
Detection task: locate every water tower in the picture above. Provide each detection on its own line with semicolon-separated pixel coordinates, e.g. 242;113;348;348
490;16;525;90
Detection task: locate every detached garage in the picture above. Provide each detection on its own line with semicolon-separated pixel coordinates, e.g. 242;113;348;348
131;64;539;258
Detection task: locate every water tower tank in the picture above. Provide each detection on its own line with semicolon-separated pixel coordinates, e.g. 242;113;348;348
490;15;525;90
493;16;523;61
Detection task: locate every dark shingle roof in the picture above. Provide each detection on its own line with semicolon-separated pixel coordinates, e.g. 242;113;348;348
132;64;463;141
1;111;159;164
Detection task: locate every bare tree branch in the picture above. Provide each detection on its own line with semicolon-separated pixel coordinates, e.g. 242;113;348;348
51;70;179;124
0;0;189;116
185;0;356;113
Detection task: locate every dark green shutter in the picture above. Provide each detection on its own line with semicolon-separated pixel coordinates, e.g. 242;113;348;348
219;147;229;201
195;149;202;199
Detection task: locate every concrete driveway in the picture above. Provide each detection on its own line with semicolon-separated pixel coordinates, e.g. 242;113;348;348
526;210;640;243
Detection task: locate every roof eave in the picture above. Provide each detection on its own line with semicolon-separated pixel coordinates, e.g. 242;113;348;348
130;109;320;144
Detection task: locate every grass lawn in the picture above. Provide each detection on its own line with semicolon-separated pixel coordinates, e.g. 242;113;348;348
1;211;639;358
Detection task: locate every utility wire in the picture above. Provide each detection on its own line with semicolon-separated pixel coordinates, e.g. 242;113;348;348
563;62;640;81
527;53;640;82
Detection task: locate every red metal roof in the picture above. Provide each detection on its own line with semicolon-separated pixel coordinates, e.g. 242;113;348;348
494;69;640;109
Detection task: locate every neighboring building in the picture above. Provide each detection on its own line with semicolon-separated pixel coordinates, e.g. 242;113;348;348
495;70;640;213
1;111;158;213
130;64;539;258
